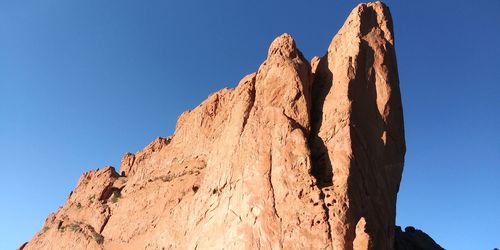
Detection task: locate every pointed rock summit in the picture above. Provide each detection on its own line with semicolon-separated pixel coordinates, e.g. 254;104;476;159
21;2;442;250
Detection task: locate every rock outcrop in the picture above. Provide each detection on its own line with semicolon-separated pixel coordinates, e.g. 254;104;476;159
310;2;405;249
21;2;441;250
394;226;444;250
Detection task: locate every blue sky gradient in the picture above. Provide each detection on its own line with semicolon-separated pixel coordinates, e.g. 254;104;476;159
1;0;499;249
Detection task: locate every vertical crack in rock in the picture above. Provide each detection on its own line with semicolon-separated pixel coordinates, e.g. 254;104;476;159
267;144;284;249
98;210;111;234
309;53;335;248
240;74;257;134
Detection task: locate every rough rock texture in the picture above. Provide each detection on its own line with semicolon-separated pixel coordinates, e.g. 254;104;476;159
22;2;441;250
309;2;405;249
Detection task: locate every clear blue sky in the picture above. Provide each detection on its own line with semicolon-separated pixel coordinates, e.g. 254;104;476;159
1;0;499;249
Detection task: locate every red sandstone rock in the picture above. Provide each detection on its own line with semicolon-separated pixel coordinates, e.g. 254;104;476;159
22;2;440;250
310;2;405;249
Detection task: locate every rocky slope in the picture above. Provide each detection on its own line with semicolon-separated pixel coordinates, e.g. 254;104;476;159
21;2;442;250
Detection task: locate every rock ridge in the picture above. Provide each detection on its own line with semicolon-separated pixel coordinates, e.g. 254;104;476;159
21;2;442;250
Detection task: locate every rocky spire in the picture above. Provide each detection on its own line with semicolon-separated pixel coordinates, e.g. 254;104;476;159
310;2;405;249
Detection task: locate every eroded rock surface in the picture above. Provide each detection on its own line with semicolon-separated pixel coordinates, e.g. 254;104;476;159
310;2;405;249
22;2;441;250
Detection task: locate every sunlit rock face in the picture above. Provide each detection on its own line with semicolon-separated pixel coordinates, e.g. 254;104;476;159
21;2;442;250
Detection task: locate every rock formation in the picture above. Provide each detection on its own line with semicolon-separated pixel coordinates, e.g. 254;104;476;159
394;226;444;250
309;2;405;249
21;2;442;250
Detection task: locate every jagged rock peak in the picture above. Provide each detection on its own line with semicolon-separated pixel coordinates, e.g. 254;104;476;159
267;33;298;59
255;32;312;132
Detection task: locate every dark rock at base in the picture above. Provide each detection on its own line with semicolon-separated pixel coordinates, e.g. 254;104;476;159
395;226;445;250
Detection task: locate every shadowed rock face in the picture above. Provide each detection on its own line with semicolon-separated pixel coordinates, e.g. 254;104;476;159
21;2;441;250
310;2;405;249
394;227;444;250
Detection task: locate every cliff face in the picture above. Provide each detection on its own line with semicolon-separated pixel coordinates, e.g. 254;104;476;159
22;2;441;250
309;2;405;249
